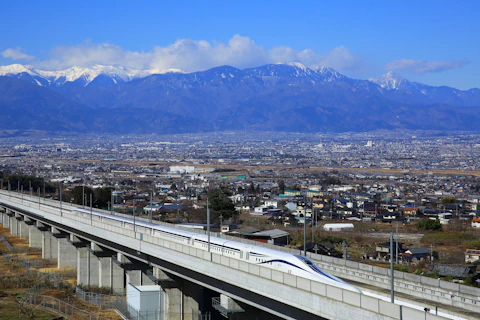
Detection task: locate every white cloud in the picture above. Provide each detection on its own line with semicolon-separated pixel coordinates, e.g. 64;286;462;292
5;36;363;73
37;40;130;70
385;59;469;73
1;47;35;61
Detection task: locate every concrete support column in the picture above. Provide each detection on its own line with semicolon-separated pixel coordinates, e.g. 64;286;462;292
182;281;201;320
153;268;202;320
77;246;89;286
98;255;124;292
117;253;147;287
111;258;125;293
57;237;77;269
42;231;58;260
18;220;29;239
88;250;100;287
3;213;10;228
142;270;156;285
165;287;183;320
98;256;110;288
28;225;42;248
82;243;124;292
10;216;18;235
126;269;142;286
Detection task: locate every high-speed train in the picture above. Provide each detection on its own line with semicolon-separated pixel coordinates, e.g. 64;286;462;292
72;207;361;293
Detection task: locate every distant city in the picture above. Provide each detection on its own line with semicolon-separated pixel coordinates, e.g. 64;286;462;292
2;130;479;174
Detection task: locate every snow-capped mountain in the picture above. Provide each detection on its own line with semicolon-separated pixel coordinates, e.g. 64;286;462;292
0;64;38;76
369;71;415;90
0;64;184;87
369;71;480;106
1;62;480;134
0;64;49;86
313;66;349;82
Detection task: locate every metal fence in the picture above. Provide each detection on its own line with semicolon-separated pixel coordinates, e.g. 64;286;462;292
123;305;211;320
25;292;113;320
76;287;127;313
0;235;14;252
1;252;45;271
0;254;72;292
75;287;212;320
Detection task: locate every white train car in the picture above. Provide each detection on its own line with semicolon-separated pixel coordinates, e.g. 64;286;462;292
72;207;361;293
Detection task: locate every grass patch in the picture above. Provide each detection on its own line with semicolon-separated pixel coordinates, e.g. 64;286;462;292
0;296;56;320
464;240;480;249
421;232;476;245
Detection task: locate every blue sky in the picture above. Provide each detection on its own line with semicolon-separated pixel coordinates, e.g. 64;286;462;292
1;0;478;89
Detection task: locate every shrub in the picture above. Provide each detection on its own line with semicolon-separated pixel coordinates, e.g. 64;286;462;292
417;219;442;231
318;236;346;244
394;265;409;272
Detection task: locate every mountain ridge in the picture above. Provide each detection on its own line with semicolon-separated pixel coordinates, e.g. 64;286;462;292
1;63;480;134
1;62;478;91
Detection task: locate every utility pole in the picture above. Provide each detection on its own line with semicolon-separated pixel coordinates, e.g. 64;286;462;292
390;232;394;303
82;182;85;208
396;223;399;264
149;191;153;223
304;199;307;257
312;208;315;243
59;181;63;217
133;199;136;237
207;197;210;253
90;193;93;224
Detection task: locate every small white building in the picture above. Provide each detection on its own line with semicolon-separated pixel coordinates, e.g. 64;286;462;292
169;165;195;174
143;205;162;214
323;223;354;232
127;284;161;320
230;194;244;203
472;218;480;228
465;249;480;263
438;213;453;225
251;206;268;215
293;207;313;218
263;200;278;208
235;205;251;213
